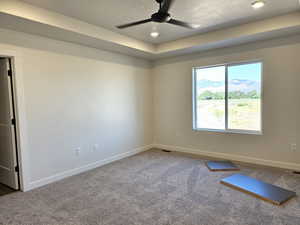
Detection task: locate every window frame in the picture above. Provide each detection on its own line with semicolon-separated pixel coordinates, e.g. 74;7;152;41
192;60;263;135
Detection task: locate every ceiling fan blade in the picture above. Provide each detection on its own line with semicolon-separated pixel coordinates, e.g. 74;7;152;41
159;0;175;13
168;19;199;29
116;19;152;29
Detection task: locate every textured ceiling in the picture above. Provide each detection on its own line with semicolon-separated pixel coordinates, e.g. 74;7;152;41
20;0;300;44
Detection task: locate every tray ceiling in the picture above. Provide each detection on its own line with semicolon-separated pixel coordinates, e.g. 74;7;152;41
20;0;300;44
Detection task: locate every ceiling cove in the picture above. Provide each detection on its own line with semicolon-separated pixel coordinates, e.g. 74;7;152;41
0;0;300;59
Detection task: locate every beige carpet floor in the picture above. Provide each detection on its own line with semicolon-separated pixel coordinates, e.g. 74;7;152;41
0;149;299;225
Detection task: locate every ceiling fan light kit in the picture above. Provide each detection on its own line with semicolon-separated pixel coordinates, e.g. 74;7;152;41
116;0;199;30
251;0;265;9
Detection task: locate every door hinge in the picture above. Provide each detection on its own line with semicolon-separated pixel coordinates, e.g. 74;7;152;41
8;70;12;77
11;118;16;125
15;165;19;172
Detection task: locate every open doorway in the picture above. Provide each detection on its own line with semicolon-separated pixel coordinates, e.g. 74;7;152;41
0;57;19;196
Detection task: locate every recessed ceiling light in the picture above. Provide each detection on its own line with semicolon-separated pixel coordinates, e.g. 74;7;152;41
150;31;159;38
251;0;265;9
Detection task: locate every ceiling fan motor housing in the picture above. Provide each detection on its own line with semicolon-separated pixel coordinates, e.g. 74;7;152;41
116;0;198;29
151;12;171;23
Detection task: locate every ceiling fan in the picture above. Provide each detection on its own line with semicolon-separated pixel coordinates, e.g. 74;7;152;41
116;0;199;29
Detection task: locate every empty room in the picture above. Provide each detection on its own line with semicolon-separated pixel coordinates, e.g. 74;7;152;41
0;0;299;224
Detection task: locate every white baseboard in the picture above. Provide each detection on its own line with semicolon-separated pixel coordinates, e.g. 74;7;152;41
154;144;300;171
25;144;154;191
25;143;299;191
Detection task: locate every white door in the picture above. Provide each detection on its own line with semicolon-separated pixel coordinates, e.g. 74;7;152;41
0;58;19;190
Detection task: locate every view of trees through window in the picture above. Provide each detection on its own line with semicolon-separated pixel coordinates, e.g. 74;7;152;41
194;62;262;132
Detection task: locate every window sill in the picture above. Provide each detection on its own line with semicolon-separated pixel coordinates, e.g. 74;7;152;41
193;128;263;135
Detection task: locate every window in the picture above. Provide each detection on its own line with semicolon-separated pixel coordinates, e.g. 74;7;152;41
193;61;262;134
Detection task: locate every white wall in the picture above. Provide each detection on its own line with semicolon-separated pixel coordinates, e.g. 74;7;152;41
0;28;153;190
1;27;300;191
153;35;300;169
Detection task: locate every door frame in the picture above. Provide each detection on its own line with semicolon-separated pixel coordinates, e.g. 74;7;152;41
0;49;30;191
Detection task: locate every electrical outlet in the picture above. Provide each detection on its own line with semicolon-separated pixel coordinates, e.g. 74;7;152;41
290;143;297;152
75;147;81;156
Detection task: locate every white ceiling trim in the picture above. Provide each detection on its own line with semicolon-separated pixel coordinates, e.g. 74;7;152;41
1;0;300;59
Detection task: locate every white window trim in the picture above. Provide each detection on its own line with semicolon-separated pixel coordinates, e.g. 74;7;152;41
192;60;263;135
